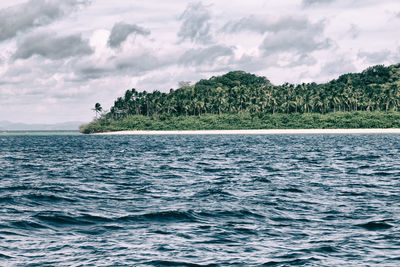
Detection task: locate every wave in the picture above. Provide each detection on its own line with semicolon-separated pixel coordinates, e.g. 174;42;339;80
25;193;77;203
197;208;265;219
281;187;304;193
262;257;320;266
203;167;232;173
10;220;47;230
0;253;12;259
193;188;233;198
356;220;394;231
33;212;113;227
143;260;218;267
118;210;198;223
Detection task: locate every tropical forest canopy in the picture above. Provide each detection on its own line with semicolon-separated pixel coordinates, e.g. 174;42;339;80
106;63;400;119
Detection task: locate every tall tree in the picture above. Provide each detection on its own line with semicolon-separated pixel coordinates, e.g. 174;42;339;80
93;103;103;118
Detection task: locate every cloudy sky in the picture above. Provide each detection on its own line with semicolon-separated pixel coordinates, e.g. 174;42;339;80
1;0;400;124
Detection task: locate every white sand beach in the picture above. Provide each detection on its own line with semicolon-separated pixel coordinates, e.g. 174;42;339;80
94;129;400;135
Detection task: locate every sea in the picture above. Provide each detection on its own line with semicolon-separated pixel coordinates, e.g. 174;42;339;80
0;132;399;266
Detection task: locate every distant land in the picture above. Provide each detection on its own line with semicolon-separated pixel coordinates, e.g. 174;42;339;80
80;63;400;133
0;121;86;131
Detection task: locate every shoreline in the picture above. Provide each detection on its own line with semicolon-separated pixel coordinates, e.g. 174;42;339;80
94;128;400;135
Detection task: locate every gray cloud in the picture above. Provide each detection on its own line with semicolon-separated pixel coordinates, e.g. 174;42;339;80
108;22;150;48
76;52;169;80
286;54;317;67
222;16;318;35
221;16;268;34
77;45;234;81
259;21;331;55
230;53;276;73
303;0;392;8
232;51;317;73
302;0;334;7
13;32;93;60
179;45;234;66
115;53;162;73
358;50;392;64
222;15;329;64
321;57;357;77
348;24;360;39
0;0;88;42
77;66;111;80
177;2;212;44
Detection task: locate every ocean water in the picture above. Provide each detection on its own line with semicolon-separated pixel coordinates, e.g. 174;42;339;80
0;134;399;266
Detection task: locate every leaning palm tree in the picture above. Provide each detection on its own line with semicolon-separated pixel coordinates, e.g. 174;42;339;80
93;103;103;118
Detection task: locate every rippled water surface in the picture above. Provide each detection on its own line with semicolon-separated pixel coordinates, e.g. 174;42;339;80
1;134;399;266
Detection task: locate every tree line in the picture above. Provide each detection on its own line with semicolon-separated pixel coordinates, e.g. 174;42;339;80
103;64;400;119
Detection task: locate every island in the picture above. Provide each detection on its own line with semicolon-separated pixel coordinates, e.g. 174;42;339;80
80;63;400;134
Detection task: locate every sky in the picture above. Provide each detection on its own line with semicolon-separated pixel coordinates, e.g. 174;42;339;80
1;0;400;124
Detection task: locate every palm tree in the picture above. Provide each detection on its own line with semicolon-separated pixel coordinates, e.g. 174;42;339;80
93;103;102;118
99;64;400;120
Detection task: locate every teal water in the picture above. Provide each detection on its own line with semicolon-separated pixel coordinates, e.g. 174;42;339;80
0;134;399;266
0;131;81;136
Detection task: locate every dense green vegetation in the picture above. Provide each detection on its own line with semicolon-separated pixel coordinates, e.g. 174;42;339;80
80;64;400;133
79;112;400;133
